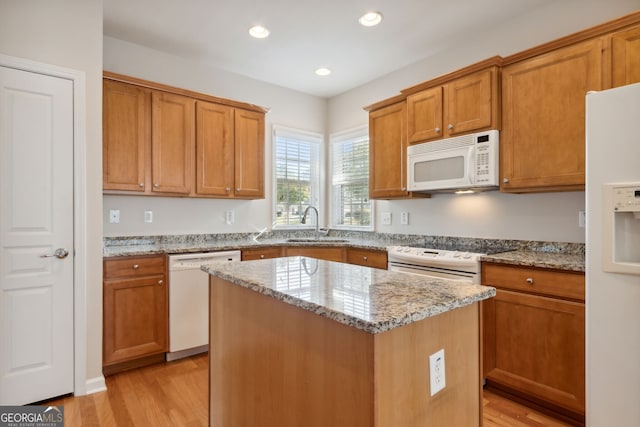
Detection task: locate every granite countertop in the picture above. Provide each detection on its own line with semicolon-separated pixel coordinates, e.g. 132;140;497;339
202;256;496;334
103;232;585;272
481;250;585;272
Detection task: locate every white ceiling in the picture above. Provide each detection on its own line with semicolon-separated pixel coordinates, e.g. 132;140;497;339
103;0;550;98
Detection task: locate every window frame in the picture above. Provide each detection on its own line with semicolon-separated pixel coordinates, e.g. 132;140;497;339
272;125;323;230
329;126;373;231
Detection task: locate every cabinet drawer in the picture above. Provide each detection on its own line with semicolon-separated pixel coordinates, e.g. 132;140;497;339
482;263;584;301
346;248;387;269
241;247;283;260
285;247;345;263
104;255;166;279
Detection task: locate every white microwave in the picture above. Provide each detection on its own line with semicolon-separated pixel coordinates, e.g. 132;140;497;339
407;130;499;192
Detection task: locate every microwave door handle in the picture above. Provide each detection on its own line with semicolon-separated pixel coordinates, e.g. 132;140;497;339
467;147;475;184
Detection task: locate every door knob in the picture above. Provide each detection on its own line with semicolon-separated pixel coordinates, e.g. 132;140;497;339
40;248;69;259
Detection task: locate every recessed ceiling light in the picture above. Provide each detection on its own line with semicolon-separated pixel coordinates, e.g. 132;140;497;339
249;25;270;39
315;67;331;76
358;11;383;27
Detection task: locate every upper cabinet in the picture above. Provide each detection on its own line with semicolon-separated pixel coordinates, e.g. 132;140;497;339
610;25;640;88
103;72;267;199
500;39;603;193
404;60;500;144
103;79;149;192
368;100;428;200
151;91;195;195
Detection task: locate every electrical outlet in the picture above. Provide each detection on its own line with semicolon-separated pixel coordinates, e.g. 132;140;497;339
144;211;153;223
578;210;586;228
429;349;446;396
109;209;120;224
381;212;392;225
225;210;234;225
400;212;409;225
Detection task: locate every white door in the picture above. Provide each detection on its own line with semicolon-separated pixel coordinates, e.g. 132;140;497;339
0;66;74;404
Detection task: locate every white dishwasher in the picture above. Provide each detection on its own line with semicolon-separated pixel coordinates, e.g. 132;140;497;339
167;250;240;361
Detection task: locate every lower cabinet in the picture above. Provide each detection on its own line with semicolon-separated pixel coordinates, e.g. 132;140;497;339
103;254;168;374
346;248;388;269
284;246;345;262
241;246;283;260
481;262;585;423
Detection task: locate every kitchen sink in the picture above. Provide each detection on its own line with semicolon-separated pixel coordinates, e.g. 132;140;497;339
285;238;349;243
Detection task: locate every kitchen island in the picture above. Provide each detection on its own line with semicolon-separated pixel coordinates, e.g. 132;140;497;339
203;256;495;427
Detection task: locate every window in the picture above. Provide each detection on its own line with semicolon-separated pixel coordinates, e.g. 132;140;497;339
330;127;372;229
273;125;321;228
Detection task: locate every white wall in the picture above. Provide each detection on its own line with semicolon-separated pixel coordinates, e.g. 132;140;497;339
0;0;104;389
329;0;640;244
103;37;327;237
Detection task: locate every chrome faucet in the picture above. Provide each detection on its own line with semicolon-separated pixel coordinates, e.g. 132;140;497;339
301;206;320;239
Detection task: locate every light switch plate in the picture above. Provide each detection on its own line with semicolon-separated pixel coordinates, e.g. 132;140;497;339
144;211;153;223
400;212;409;225
381;212;392;225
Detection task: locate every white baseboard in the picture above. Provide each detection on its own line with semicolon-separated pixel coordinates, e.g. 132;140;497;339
84;376;107;395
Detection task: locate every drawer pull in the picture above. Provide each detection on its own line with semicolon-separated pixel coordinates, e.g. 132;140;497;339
260;255;265;259
132;264;140;270
158;280;164;286
363;256;368;261
526;277;534;284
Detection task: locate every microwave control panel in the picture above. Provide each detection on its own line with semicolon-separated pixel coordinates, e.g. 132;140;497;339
474;132;498;185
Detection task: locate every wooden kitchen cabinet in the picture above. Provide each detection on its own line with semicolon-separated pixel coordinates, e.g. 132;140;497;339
285;246;345;263
500;38;603;193
103;79;150;192
367;101;428;199
103;79;194;195
195;103;265;198
346;248;387;269
233;108;265;198
405;61;500;143
103;254;168;374
482;262;585;422
103;72;266;199
610;24;640;87
151;91;195;195
241;246;283;260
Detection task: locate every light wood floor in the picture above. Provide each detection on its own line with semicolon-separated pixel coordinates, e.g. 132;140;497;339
46;353;572;426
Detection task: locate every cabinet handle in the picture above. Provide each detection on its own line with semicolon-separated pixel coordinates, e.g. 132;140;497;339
132;264;140;270
153;183;159;188
526;277;534;285
158;280;164;286
435;127;440;133
401;187;407;191
225;187;231;192
139;183;144;188
236;188;241;192
448;124;454;130
260;255;265;259
503;178;509;184
363;256;368;261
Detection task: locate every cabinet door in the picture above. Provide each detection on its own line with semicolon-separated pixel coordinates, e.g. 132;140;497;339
611;25;640;87
346;248;387;269
501;39;602;192
483;289;585;416
196;101;234;196
234;109;265;198
241;247;283;260
103;275;168;365
406;87;443;143
445;68;495;136
103;80;150;192
151;91;195;194
369;102;409;198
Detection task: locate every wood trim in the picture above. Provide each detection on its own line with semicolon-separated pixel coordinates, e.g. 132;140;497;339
401;56;503;96
103;71;269;114
503;10;640;65
363;94;406;112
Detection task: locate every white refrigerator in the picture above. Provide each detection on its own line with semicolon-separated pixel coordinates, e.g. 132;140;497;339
586;82;640;426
